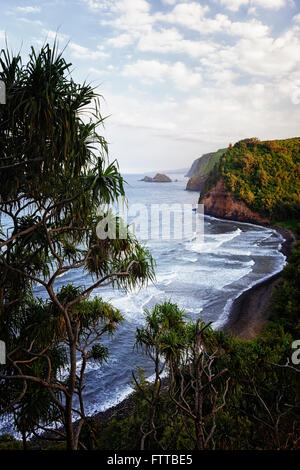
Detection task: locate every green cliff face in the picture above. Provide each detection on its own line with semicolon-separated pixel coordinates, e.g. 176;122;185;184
200;137;300;223
185;148;227;191
186;148;227;179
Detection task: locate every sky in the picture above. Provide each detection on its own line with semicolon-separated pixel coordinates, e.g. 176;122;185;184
1;0;300;173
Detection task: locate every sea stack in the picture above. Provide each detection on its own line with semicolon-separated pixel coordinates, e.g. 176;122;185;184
141;173;172;182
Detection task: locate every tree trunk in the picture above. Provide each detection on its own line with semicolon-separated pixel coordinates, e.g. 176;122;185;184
65;324;78;451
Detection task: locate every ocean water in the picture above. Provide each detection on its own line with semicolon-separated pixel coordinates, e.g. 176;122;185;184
0;173;286;429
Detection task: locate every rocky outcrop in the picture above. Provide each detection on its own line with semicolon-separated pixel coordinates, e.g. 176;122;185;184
186;175;207;191
201;179;270;225
141;173;172;183
141;176;153;182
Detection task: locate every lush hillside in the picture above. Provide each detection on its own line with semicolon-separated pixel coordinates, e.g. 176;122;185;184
186;148;227;178
201;137;300;222
185;148;227;191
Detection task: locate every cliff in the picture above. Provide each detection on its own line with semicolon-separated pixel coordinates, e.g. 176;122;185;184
185;148;227;191
199;137;300;224
201;179;270;225
186;175;207;191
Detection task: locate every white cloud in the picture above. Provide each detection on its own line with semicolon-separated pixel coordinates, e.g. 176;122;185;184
69;42;109;60
122;59;202;91
252;0;286;8
107;33;133;47
105;0;154;35
217;0;249;11
16;6;41;14
217;0;286;11
83;0;112;10
156;2;210;30
200;25;300;78
0;30;5;40
42;29;69;42
100;74;300;172
156;3;269;38
78;0;300;172
137;27;216;57
161;0;179;5
293;14;300;23
19;17;43;26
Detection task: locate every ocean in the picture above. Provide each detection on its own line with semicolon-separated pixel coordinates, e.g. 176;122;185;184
0;172;286;430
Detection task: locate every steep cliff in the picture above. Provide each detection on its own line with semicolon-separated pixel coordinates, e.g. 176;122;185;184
199;137;300;224
186;175;207;191
201;179;270;225
185;148;227;191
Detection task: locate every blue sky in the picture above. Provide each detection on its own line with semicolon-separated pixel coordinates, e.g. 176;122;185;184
1;0;300;173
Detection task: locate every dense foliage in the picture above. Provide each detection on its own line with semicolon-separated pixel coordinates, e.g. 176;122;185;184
201;137;300;221
0;44;154;450
0;45;299;451
187;148;226;179
96;299;300;451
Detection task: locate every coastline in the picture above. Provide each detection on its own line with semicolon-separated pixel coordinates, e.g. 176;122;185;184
90;225;296;422
222;225;296;340
89;225;297;425
29;223;297;447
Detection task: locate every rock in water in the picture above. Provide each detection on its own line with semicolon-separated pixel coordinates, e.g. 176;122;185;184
141;173;172;182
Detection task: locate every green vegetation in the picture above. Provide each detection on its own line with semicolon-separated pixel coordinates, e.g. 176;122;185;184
0;44;299;452
186;148;227;179
0;44;154;450
95;293;300;451
201;137;300;221
272;242;300;338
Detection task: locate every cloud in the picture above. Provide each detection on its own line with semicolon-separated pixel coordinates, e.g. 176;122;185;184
200;25;300;79
217;0;286;11
122;59;202;91
0;30;5;40
107;33;133;47
42;29;69;42
83;0;112;10
293;13;300;23
16;6;41;14
156;2;210;30
69;42;110;60
161;0;179;5
19;17;43;26
104;0;154;35
78;0;300;172
137;28;216;58
156;3;269;38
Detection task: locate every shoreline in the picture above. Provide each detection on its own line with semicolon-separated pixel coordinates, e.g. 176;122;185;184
29;222;297;446
90;225;296;424
222;225;296;340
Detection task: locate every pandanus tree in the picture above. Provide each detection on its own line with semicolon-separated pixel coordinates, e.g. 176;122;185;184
0;43;154;450
134;301;186;450
135;304;230;450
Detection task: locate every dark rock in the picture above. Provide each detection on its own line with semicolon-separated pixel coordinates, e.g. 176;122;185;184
141;173;172;182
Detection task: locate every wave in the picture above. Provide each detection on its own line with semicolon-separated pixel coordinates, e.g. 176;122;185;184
212;260;286;330
186;228;242;254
